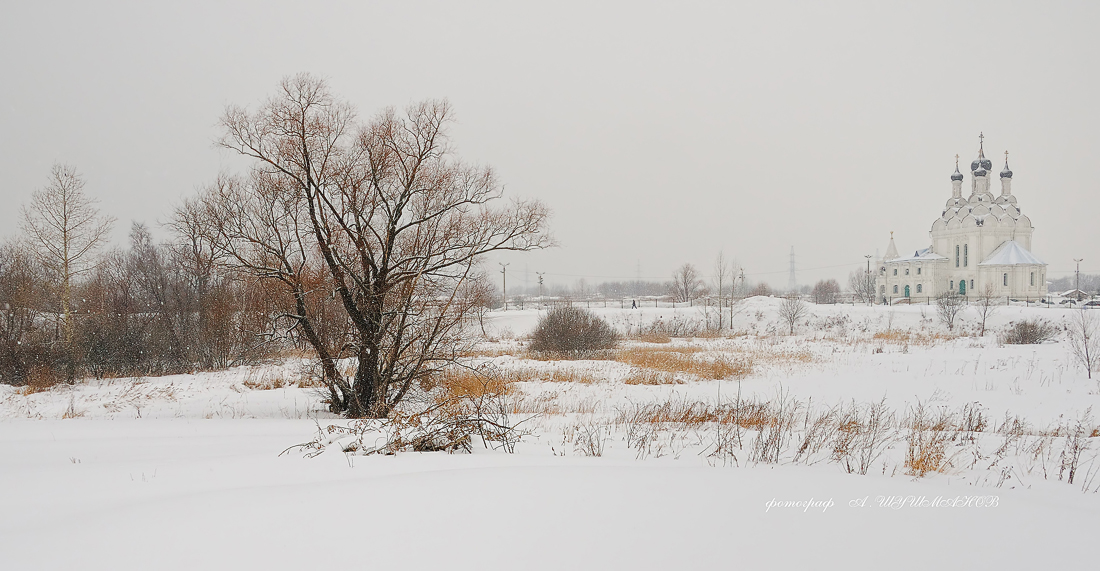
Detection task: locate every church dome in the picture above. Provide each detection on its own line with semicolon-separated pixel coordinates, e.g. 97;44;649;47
1000;158;1013;178
971;154;992;173
970;134;992;172
951;165;964;181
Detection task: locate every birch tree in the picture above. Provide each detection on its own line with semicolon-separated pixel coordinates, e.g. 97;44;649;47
21;164;114;377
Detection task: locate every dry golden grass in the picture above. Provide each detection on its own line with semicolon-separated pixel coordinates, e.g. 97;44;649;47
459;346;520;358
628;332;672;344
435;368;515;400
16;366;66;394
614;397;778;430
615;346;752;380
904;437;950;476
622;368;680;385
520;349;617;362
510;393;562;415
242;372;289;390
872;330;959;346
523;368;600;384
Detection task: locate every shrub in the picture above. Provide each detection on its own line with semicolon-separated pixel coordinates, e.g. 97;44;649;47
811;279;840;304
529;306;619;355
999;319;1057;345
935;292;964;330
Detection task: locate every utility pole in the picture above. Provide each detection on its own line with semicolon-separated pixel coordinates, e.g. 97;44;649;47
733;267;745;326
865;254;873;306
499;262;510;311
1075;258;1084;301
536;272;545;309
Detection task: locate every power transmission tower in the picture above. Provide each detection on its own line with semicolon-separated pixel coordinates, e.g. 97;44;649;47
1075;258;1084;301
787;246;797;293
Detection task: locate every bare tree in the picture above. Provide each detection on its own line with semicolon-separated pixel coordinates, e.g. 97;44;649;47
21;164;115;378
713;252;731;330
212;74;552;417
671;263;705;303
459;271;496;337
974;283;999;336
778;294;807;335
811;279;840;304
749;282;773;297
1067;308;1100;380
935;291;964;331
848;268;875;305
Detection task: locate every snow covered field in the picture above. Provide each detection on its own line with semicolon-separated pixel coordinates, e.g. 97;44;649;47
3;298;1099;569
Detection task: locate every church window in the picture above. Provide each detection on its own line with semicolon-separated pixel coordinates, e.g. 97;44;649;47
905;268;909;275
917;267;922;275
893;269;897;276
955;245;960;267
917;284;923;293
950;280;954;290
970;279;974;290
893;285;898;294
1003;273;1008;286
1031;272;1035;286
964;244;968;267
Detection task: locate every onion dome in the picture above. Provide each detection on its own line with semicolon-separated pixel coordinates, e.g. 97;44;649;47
1000;151;1013;178
970;132;992;173
951;154;964;181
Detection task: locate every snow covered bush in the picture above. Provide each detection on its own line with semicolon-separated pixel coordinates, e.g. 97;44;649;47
998;319;1057;345
529;306;619;355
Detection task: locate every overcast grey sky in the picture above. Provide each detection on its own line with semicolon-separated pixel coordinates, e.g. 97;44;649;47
3;1;1098;289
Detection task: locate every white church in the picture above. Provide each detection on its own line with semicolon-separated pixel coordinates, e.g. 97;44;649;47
876;135;1047;303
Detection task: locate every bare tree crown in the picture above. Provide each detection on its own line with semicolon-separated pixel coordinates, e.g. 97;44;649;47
207;74;552;417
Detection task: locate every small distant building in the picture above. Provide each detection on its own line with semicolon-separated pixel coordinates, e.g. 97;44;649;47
876;135;1047;303
1061;289;1089;301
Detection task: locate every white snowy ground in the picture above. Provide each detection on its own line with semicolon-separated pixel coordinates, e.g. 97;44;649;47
2;298;1099;569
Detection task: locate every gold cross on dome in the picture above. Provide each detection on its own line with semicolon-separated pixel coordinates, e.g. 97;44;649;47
1004;150;1009;161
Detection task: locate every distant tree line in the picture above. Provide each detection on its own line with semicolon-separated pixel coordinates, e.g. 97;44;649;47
1049;274;1100;295
0;170;280;386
